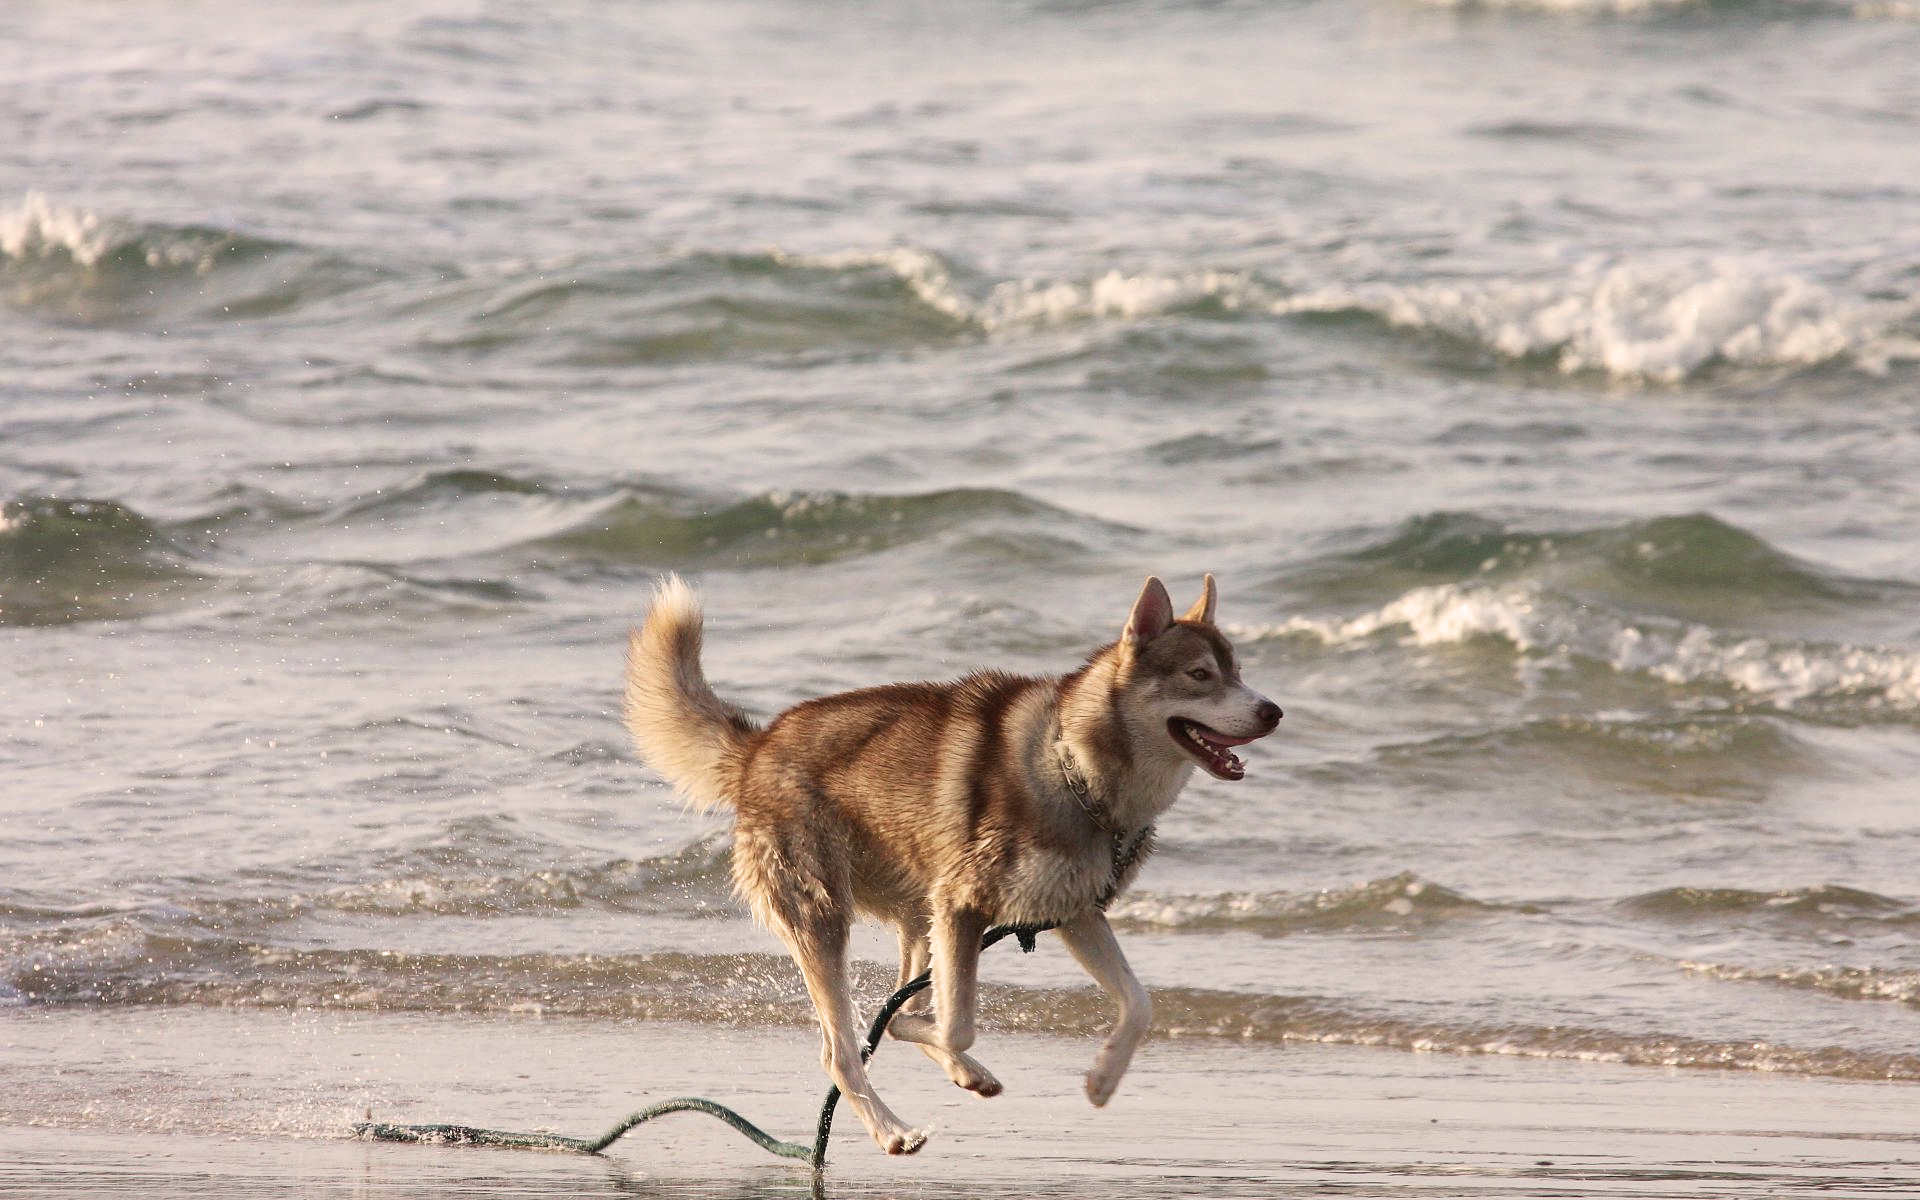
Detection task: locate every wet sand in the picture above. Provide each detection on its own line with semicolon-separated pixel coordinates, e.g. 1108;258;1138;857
4;1007;1919;1197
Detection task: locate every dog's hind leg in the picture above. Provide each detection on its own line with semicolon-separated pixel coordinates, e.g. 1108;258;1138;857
886;918;1003;1097
1057;910;1152;1107
776;908;928;1155
738;821;926;1156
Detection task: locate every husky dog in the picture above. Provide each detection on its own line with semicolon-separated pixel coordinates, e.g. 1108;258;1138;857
624;574;1281;1156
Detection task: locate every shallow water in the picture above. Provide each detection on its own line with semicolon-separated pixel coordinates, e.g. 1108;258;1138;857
8;1011;1920;1198
5;0;1920;1159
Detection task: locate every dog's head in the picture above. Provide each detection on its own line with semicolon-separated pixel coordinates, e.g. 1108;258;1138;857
1116;575;1282;780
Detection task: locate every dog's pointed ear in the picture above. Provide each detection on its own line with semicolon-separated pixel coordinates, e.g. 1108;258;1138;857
1182;573;1217;625
1124;576;1175;648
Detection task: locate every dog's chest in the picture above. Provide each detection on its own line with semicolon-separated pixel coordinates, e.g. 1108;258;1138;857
994;826;1148;925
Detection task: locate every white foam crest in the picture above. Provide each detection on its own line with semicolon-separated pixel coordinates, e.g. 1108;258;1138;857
1252;583;1920;711
773;245;982;325
0;192;124;267
1643;628;1920;708
1265;582;1580;653
1270;259;1903;382
973;267;1265;329
762;247;1920;374
0;192;240;275
768;246;1270;331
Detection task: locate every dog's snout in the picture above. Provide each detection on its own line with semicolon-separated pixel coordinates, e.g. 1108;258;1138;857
1256;699;1283;729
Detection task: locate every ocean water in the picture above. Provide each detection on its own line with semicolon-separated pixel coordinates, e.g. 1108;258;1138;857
6;0;1920;1158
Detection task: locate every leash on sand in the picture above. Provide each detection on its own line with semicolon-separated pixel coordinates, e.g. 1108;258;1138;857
352;922;1057;1173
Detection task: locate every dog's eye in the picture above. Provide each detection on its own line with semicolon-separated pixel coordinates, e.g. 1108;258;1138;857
1187;667;1211;682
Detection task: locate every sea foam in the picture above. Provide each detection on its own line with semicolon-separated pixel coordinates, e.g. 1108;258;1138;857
0;192;229;274
1269;260;1903;382
0;193;121;267
773;246;1262;331
1252;582;1920;713
778;245;1912;382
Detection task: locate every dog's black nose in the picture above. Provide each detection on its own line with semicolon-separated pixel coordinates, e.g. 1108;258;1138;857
1257;700;1283;729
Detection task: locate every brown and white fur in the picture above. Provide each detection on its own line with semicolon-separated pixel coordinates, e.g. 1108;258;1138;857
624;574;1281;1156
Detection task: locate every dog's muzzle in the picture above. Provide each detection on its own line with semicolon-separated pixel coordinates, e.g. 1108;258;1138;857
1168;703;1280;780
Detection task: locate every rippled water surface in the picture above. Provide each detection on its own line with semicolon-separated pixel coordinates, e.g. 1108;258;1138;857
5;0;1920;1154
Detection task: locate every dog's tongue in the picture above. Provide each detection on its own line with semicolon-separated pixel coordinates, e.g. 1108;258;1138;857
1174;719;1252;781
1192;727;1258;749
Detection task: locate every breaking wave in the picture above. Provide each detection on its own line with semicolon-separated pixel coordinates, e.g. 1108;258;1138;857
403;245;1257;367
0;193;378;325
0;193;258;274
10;196;1909;383
1258;512;1920;719
429;242;1915;384
786;247;1263;331
1259;580;1920;716
776;247;1915;383
1268;260;1915;383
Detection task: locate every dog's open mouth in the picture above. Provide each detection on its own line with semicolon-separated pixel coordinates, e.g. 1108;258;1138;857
1168;718;1259;781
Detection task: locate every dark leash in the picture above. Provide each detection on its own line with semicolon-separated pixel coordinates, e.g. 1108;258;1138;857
353;921;1059;1174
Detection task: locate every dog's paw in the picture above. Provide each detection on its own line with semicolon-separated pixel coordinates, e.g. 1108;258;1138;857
882;1126;930;1156
947;1056;1003;1097
960;1070;1003;1098
1085;1061;1122;1107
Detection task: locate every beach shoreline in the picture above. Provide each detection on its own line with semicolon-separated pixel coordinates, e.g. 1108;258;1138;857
5;1006;1918;1198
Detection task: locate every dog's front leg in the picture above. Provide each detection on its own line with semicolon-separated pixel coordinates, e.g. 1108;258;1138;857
929;905;991;1056
1057;910;1152;1106
888;921;1003;1096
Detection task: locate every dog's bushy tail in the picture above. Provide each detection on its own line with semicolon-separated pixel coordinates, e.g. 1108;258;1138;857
625;574;758;812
